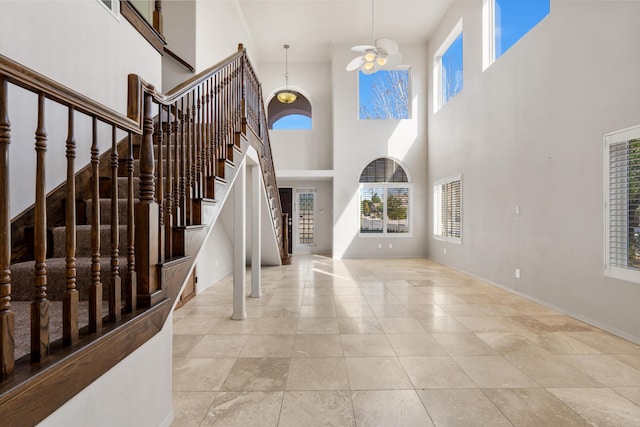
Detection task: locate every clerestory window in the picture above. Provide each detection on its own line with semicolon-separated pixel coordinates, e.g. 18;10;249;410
359;69;410;120
483;0;550;69
434;19;463;112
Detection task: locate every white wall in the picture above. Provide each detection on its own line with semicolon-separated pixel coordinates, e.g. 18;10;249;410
260;61;333;171
1;0;161;217
162;0;197;91
40;319;174;427
0;0;161;113
427;1;640;342
279;179;333;256
331;44;429;259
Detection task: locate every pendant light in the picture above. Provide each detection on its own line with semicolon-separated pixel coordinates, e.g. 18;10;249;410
276;44;298;104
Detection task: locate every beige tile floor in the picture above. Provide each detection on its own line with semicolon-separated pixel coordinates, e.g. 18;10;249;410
171;255;640;426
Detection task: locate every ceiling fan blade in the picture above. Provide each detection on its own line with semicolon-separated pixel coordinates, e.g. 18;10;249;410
346;56;366;71
351;44;376;53
385;52;403;67
375;38;399;55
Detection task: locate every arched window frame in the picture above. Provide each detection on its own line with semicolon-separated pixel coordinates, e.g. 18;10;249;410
358;158;412;237
267;91;312;130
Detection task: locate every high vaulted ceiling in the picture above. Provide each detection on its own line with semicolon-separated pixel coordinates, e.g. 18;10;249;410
235;0;453;62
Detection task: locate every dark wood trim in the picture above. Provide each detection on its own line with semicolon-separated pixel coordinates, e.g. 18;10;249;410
120;1;166;54
164;47;195;73
0;299;170;426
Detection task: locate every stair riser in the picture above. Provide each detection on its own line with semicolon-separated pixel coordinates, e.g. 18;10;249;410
85;199;135;226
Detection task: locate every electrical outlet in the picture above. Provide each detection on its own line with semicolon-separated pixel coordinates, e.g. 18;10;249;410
389;243;393;249
378;243;382;249
515;205;520;214
443;248;447;255
515;268;521;279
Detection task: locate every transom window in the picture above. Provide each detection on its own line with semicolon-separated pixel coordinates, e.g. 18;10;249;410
483;0;550;69
359;158;410;235
434;174;462;243
604;125;640;284
434;20;463;112
359;69;410;120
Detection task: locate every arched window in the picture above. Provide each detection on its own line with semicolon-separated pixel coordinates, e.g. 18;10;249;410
267;93;312;130
359;158;411;235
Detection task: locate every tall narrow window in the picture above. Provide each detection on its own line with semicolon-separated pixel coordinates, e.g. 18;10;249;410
483;0;549;69
359;158;411;235
297;190;316;245
434;175;462;243
434;20;463;112
605;125;640;284
359;69;410;120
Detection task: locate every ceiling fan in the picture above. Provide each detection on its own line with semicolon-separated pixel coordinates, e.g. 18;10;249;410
346;0;402;74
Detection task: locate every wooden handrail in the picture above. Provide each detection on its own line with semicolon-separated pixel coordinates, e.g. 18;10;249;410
0;45;286;424
0;55;140;134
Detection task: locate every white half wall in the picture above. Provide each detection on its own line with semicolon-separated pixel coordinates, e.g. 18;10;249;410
427;1;640;341
39;317;174;427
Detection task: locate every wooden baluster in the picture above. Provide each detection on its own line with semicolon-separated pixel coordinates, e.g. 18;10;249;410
135;92;160;308
153;0;163;35
190;92;198;202
0;77;14;379
32;93;49;362
214;73;221;178
164;106;173;259
199;85;207;198
156;105;165;263
172;103;181;227
184;96;193;225
89;117;102;332
109;126;121;321
63;106;78;345
196;86;203;199
205;79;213;198
180;98;189;226
125;133;136;314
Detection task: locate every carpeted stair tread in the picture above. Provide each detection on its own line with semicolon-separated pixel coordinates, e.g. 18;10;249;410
85;198;137;226
51;224;129;258
11;256;129;301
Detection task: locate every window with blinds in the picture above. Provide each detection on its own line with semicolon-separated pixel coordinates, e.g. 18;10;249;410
359;158;411;236
433;174;462;243
605;125;640;283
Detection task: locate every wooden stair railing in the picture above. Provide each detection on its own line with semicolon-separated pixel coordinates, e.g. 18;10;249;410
0;44;286;424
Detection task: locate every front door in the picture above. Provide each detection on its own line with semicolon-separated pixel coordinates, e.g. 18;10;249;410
279;187;293;254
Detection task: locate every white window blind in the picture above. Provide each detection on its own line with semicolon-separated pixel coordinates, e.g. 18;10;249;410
605;125;640;283
434;175;462;243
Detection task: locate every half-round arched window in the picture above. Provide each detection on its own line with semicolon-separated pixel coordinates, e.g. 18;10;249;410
268;93;312;130
359;158;411;235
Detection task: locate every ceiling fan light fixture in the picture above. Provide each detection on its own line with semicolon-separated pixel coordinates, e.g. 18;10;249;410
364;51;377;62
277;44;297;104
345;0;401;73
376;55;388;66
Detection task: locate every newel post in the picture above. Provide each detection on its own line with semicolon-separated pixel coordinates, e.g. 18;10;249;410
135;91;161;308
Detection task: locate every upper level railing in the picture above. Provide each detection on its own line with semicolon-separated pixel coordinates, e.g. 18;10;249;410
0;45;284;423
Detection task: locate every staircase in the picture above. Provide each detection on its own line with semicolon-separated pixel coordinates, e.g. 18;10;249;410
0;45;286;425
